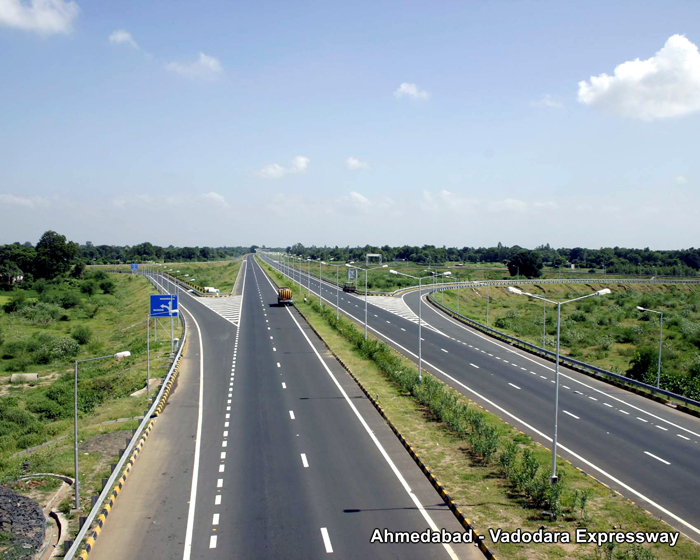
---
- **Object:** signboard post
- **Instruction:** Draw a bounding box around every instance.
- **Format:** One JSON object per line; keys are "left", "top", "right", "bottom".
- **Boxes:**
{"left": 347, "top": 268, "right": 358, "bottom": 281}
{"left": 149, "top": 294, "right": 179, "bottom": 383}
{"left": 131, "top": 263, "right": 139, "bottom": 273}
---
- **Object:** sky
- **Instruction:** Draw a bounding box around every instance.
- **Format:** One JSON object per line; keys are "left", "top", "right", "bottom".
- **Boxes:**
{"left": 1, "top": 0, "right": 699, "bottom": 250}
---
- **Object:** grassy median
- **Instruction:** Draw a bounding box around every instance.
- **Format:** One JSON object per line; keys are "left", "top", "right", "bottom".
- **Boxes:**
{"left": 258, "top": 256, "right": 699, "bottom": 560}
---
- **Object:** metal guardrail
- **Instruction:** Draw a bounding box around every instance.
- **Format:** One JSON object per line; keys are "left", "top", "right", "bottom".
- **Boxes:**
{"left": 64, "top": 273, "right": 187, "bottom": 560}
{"left": 426, "top": 294, "right": 700, "bottom": 410}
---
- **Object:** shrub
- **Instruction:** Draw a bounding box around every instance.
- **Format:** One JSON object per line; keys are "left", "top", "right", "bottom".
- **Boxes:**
{"left": 3, "top": 291, "right": 27, "bottom": 313}
{"left": 72, "top": 325, "right": 92, "bottom": 345}
{"left": 99, "top": 279, "right": 116, "bottom": 294}
{"left": 627, "top": 347, "right": 657, "bottom": 382}
{"left": 2, "top": 340, "right": 26, "bottom": 360}
{"left": 0, "top": 327, "right": 4, "bottom": 347}
{"left": 80, "top": 280, "right": 98, "bottom": 295}
{"left": 60, "top": 291, "right": 81, "bottom": 309}
{"left": 16, "top": 302, "right": 63, "bottom": 326}
{"left": 50, "top": 337, "right": 79, "bottom": 360}
{"left": 498, "top": 441, "right": 518, "bottom": 478}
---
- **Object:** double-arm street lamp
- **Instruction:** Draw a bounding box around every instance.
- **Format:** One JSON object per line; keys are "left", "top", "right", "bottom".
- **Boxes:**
{"left": 507, "top": 286, "right": 611, "bottom": 484}
{"left": 390, "top": 269, "right": 426, "bottom": 386}
{"left": 346, "top": 263, "right": 388, "bottom": 340}
{"left": 636, "top": 306, "right": 664, "bottom": 388}
{"left": 74, "top": 351, "right": 131, "bottom": 510}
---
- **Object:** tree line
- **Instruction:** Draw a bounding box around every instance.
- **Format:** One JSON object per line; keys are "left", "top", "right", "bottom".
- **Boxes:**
{"left": 279, "top": 242, "right": 700, "bottom": 278}
{"left": 0, "top": 231, "right": 252, "bottom": 285}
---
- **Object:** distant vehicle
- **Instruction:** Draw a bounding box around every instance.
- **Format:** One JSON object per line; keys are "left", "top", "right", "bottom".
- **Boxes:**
{"left": 342, "top": 283, "right": 357, "bottom": 293}
{"left": 278, "top": 287, "right": 293, "bottom": 305}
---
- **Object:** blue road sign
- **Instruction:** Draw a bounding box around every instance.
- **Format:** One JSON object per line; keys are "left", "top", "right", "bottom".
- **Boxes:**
{"left": 131, "top": 263, "right": 139, "bottom": 271}
{"left": 150, "top": 295, "right": 178, "bottom": 317}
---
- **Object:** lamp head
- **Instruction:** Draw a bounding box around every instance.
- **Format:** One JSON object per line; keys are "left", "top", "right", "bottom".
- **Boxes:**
{"left": 114, "top": 351, "right": 131, "bottom": 359}
{"left": 596, "top": 288, "right": 612, "bottom": 296}
{"left": 636, "top": 306, "right": 646, "bottom": 311}
{"left": 507, "top": 287, "right": 523, "bottom": 295}
{"left": 390, "top": 270, "right": 398, "bottom": 274}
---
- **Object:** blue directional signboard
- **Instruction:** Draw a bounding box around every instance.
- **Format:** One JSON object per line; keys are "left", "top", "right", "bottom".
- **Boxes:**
{"left": 131, "top": 264, "right": 139, "bottom": 272}
{"left": 150, "top": 295, "right": 178, "bottom": 317}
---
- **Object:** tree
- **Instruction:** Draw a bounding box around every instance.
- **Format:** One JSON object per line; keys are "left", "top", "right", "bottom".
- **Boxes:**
{"left": 507, "top": 250, "right": 543, "bottom": 278}
{"left": 34, "top": 231, "right": 78, "bottom": 280}
{"left": 627, "top": 347, "right": 657, "bottom": 382}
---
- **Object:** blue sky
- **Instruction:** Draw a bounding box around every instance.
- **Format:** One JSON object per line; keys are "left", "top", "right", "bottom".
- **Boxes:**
{"left": 1, "top": 0, "right": 699, "bottom": 249}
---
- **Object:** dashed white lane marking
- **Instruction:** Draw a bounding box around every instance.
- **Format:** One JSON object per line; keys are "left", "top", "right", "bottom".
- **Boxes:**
{"left": 588, "top": 397, "right": 598, "bottom": 401}
{"left": 321, "top": 528, "right": 333, "bottom": 553}
{"left": 441, "top": 348, "right": 448, "bottom": 353}
{"left": 540, "top": 376, "right": 547, "bottom": 380}
{"left": 219, "top": 465, "right": 225, "bottom": 473}
{"left": 209, "top": 536, "right": 217, "bottom": 549}
{"left": 604, "top": 403, "right": 613, "bottom": 408}
{"left": 215, "top": 495, "right": 221, "bottom": 505}
{"left": 656, "top": 425, "right": 668, "bottom": 431}
{"left": 217, "top": 478, "right": 223, "bottom": 488}
{"left": 222, "top": 441, "right": 228, "bottom": 447}
{"left": 620, "top": 410, "right": 630, "bottom": 415}
{"left": 637, "top": 417, "right": 648, "bottom": 423}
{"left": 563, "top": 410, "right": 580, "bottom": 420}
{"left": 677, "top": 434, "right": 690, "bottom": 440}
{"left": 220, "top": 452, "right": 226, "bottom": 459}
{"left": 644, "top": 451, "right": 670, "bottom": 465}
{"left": 508, "top": 383, "right": 521, "bottom": 390}
{"left": 520, "top": 367, "right": 527, "bottom": 370}
{"left": 301, "top": 453, "right": 309, "bottom": 468}
{"left": 470, "top": 363, "right": 479, "bottom": 369}
{"left": 213, "top": 513, "right": 220, "bottom": 525}
{"left": 401, "top": 328, "right": 406, "bottom": 331}
{"left": 562, "top": 385, "right": 571, "bottom": 389}
{"left": 282, "top": 382, "right": 287, "bottom": 389}
{"left": 289, "top": 411, "right": 295, "bottom": 420}
{"left": 503, "top": 360, "right": 509, "bottom": 363}
{"left": 277, "top": 362, "right": 281, "bottom": 367}
{"left": 273, "top": 347, "right": 276, "bottom": 351}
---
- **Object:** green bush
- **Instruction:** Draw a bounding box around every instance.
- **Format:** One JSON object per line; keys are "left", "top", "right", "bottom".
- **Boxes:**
{"left": 15, "top": 302, "right": 64, "bottom": 326}
{"left": 3, "top": 291, "right": 27, "bottom": 313}
{"left": 80, "top": 280, "right": 98, "bottom": 295}
{"left": 0, "top": 327, "right": 4, "bottom": 347}
{"left": 60, "top": 290, "right": 81, "bottom": 309}
{"left": 2, "top": 340, "right": 26, "bottom": 360}
{"left": 99, "top": 279, "right": 116, "bottom": 294}
{"left": 72, "top": 325, "right": 92, "bottom": 345}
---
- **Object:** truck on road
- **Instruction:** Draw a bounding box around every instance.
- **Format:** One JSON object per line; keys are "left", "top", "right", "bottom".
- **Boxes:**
{"left": 342, "top": 283, "right": 357, "bottom": 293}
{"left": 278, "top": 287, "right": 293, "bottom": 306}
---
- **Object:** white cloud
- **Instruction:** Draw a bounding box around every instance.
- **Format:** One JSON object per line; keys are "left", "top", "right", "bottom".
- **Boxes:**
{"left": 165, "top": 52, "right": 222, "bottom": 80}
{"left": 676, "top": 175, "right": 688, "bottom": 184}
{"left": 346, "top": 157, "right": 369, "bottom": 170}
{"left": 348, "top": 191, "right": 369, "bottom": 205}
{"left": 255, "top": 156, "right": 309, "bottom": 179}
{"left": 0, "top": 0, "right": 79, "bottom": 35}
{"left": 533, "top": 201, "right": 559, "bottom": 210}
{"left": 0, "top": 194, "right": 49, "bottom": 207}
{"left": 577, "top": 34, "right": 700, "bottom": 120}
{"left": 531, "top": 94, "right": 563, "bottom": 109}
{"left": 200, "top": 191, "right": 228, "bottom": 207}
{"left": 394, "top": 82, "right": 430, "bottom": 100}
{"left": 109, "top": 29, "right": 138, "bottom": 50}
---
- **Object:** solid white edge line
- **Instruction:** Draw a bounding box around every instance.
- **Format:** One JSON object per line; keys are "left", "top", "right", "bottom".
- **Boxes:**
{"left": 255, "top": 257, "right": 459, "bottom": 560}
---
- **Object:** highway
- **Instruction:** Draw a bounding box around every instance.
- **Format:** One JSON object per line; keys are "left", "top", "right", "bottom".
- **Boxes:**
{"left": 261, "top": 253, "right": 700, "bottom": 542}
{"left": 91, "top": 255, "right": 481, "bottom": 559}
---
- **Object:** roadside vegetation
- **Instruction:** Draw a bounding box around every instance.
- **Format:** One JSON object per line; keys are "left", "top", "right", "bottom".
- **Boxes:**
{"left": 0, "top": 267, "right": 181, "bottom": 526}
{"left": 258, "top": 256, "right": 698, "bottom": 559}
{"left": 437, "top": 283, "right": 700, "bottom": 400}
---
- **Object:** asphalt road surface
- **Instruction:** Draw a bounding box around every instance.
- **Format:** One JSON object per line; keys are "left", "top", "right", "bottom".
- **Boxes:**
{"left": 91, "top": 256, "right": 482, "bottom": 560}
{"left": 262, "top": 253, "right": 700, "bottom": 543}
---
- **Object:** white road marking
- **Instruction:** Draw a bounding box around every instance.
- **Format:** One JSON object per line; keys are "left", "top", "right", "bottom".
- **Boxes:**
{"left": 289, "top": 411, "right": 295, "bottom": 420}
{"left": 644, "top": 451, "right": 670, "bottom": 465}
{"left": 222, "top": 441, "right": 227, "bottom": 447}
{"left": 219, "top": 465, "right": 225, "bottom": 473}
{"left": 604, "top": 403, "right": 613, "bottom": 408}
{"left": 277, "top": 362, "right": 281, "bottom": 367}
{"left": 520, "top": 367, "right": 527, "bottom": 370}
{"left": 213, "top": 514, "right": 219, "bottom": 525}
{"left": 677, "top": 434, "right": 690, "bottom": 440}
{"left": 217, "top": 479, "right": 223, "bottom": 488}
{"left": 637, "top": 417, "right": 648, "bottom": 423}
{"left": 282, "top": 382, "right": 287, "bottom": 389}
{"left": 321, "top": 528, "right": 333, "bottom": 553}
{"left": 656, "top": 425, "right": 668, "bottom": 431}
{"left": 273, "top": 347, "right": 277, "bottom": 351}
{"left": 209, "top": 536, "right": 217, "bottom": 549}
{"left": 215, "top": 495, "right": 221, "bottom": 505}
{"left": 588, "top": 397, "right": 598, "bottom": 401}
{"left": 508, "top": 383, "right": 521, "bottom": 390}
{"left": 470, "top": 363, "right": 479, "bottom": 369}
{"left": 620, "top": 410, "right": 630, "bottom": 415}
{"left": 563, "top": 410, "right": 580, "bottom": 420}
{"left": 441, "top": 348, "right": 448, "bottom": 353}
{"left": 540, "top": 376, "right": 547, "bottom": 380}
{"left": 401, "top": 328, "right": 406, "bottom": 331}
{"left": 301, "top": 453, "right": 309, "bottom": 468}
{"left": 562, "top": 385, "right": 571, "bottom": 389}
{"left": 223, "top": 431, "right": 228, "bottom": 437}
{"left": 224, "top": 421, "right": 229, "bottom": 427}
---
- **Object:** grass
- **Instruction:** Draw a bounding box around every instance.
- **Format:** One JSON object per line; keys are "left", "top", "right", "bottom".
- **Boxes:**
{"left": 0, "top": 271, "right": 181, "bottom": 522}
{"left": 436, "top": 283, "right": 700, "bottom": 399}
{"left": 258, "top": 256, "right": 699, "bottom": 560}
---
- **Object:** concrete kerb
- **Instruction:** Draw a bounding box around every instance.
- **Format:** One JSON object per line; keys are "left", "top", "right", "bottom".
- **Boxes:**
{"left": 257, "top": 259, "right": 496, "bottom": 559}
{"left": 73, "top": 344, "right": 186, "bottom": 559}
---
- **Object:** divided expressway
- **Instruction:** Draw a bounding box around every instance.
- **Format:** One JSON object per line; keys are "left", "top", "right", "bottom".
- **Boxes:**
{"left": 90, "top": 255, "right": 481, "bottom": 560}
{"left": 260, "top": 253, "right": 700, "bottom": 543}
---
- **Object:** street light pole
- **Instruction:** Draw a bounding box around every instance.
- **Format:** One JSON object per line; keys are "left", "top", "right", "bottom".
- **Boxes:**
{"left": 508, "top": 286, "right": 611, "bottom": 483}
{"left": 391, "top": 270, "right": 424, "bottom": 386}
{"left": 74, "top": 351, "right": 131, "bottom": 510}
{"left": 637, "top": 306, "right": 664, "bottom": 388}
